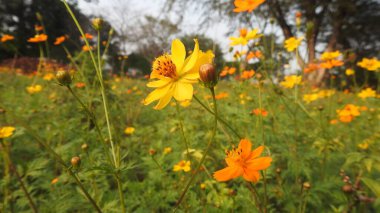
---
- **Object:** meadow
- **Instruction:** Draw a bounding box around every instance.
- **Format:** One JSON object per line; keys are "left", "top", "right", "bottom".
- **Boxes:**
{"left": 1, "top": 0, "right": 380, "bottom": 212}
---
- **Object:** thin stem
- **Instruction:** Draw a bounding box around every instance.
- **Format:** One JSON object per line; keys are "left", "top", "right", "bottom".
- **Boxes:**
{"left": 193, "top": 95, "right": 242, "bottom": 139}
{"left": 175, "top": 102, "right": 191, "bottom": 161}
{"left": 246, "top": 182, "right": 264, "bottom": 213}
{"left": 151, "top": 156, "right": 165, "bottom": 174}
{"left": 174, "top": 88, "right": 218, "bottom": 211}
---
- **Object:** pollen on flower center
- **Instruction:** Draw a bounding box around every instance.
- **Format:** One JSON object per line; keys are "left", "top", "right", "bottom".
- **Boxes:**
{"left": 152, "top": 54, "right": 177, "bottom": 78}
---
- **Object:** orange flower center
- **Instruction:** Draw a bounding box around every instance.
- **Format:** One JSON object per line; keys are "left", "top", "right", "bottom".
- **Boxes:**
{"left": 152, "top": 54, "right": 177, "bottom": 78}
{"left": 239, "top": 28, "right": 248, "bottom": 37}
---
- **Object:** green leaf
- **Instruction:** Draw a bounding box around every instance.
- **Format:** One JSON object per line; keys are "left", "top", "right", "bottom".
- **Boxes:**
{"left": 362, "top": 178, "right": 380, "bottom": 198}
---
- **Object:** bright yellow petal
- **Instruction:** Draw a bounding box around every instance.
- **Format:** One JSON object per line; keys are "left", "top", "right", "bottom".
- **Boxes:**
{"left": 171, "top": 39, "right": 186, "bottom": 72}
{"left": 147, "top": 78, "right": 171, "bottom": 88}
{"left": 144, "top": 83, "right": 172, "bottom": 105}
{"left": 154, "top": 87, "right": 174, "bottom": 110}
{"left": 173, "top": 82, "right": 193, "bottom": 101}
{"left": 182, "top": 39, "right": 199, "bottom": 74}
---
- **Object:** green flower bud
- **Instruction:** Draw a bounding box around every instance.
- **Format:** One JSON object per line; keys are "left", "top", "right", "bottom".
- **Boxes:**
{"left": 56, "top": 70, "right": 72, "bottom": 86}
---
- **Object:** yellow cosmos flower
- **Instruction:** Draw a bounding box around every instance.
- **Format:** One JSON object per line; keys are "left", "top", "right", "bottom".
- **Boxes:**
{"left": 284, "top": 37, "right": 303, "bottom": 52}
{"left": 173, "top": 160, "right": 191, "bottom": 172}
{"left": 124, "top": 127, "right": 135, "bottom": 135}
{"left": 26, "top": 85, "right": 42, "bottom": 94}
{"left": 280, "top": 75, "right": 302, "bottom": 88}
{"left": 358, "top": 88, "right": 376, "bottom": 99}
{"left": 163, "top": 147, "right": 172, "bottom": 155}
{"left": 357, "top": 57, "right": 380, "bottom": 71}
{"left": 345, "top": 69, "right": 355, "bottom": 76}
{"left": 229, "top": 28, "right": 262, "bottom": 46}
{"left": 144, "top": 39, "right": 213, "bottom": 110}
{"left": 303, "top": 94, "right": 319, "bottom": 104}
{"left": 0, "top": 126, "right": 16, "bottom": 139}
{"left": 43, "top": 73, "right": 55, "bottom": 81}
{"left": 320, "top": 51, "right": 341, "bottom": 61}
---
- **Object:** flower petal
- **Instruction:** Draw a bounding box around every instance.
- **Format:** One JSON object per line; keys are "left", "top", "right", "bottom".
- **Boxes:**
{"left": 238, "top": 139, "right": 252, "bottom": 158}
{"left": 245, "top": 157, "right": 272, "bottom": 171}
{"left": 243, "top": 170, "right": 260, "bottom": 182}
{"left": 171, "top": 39, "right": 186, "bottom": 72}
{"left": 144, "top": 83, "right": 172, "bottom": 105}
{"left": 214, "top": 166, "right": 243, "bottom": 182}
{"left": 182, "top": 39, "right": 199, "bottom": 74}
{"left": 173, "top": 82, "right": 193, "bottom": 101}
{"left": 154, "top": 88, "right": 174, "bottom": 110}
{"left": 250, "top": 145, "right": 265, "bottom": 159}
{"left": 147, "top": 78, "right": 171, "bottom": 88}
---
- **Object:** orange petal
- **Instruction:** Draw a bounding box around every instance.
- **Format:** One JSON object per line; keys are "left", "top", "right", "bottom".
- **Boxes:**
{"left": 238, "top": 139, "right": 252, "bottom": 158}
{"left": 213, "top": 166, "right": 243, "bottom": 182}
{"left": 243, "top": 170, "right": 260, "bottom": 182}
{"left": 245, "top": 157, "right": 272, "bottom": 171}
{"left": 249, "top": 145, "right": 265, "bottom": 159}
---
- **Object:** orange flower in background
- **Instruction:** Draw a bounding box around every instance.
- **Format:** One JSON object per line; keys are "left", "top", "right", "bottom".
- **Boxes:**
{"left": 320, "top": 59, "right": 343, "bottom": 69}
{"left": 215, "top": 92, "right": 229, "bottom": 100}
{"left": 220, "top": 66, "right": 236, "bottom": 77}
{"left": 330, "top": 119, "right": 338, "bottom": 125}
{"left": 241, "top": 70, "right": 255, "bottom": 80}
{"left": 1, "top": 34, "right": 14, "bottom": 42}
{"left": 34, "top": 25, "right": 43, "bottom": 31}
{"left": 80, "top": 33, "right": 93, "bottom": 40}
{"left": 233, "top": 0, "right": 265, "bottom": 13}
{"left": 358, "top": 88, "right": 376, "bottom": 99}
{"left": 28, "top": 34, "right": 48, "bottom": 43}
{"left": 303, "top": 63, "right": 320, "bottom": 74}
{"left": 320, "top": 51, "right": 341, "bottom": 61}
{"left": 246, "top": 50, "right": 262, "bottom": 61}
{"left": 337, "top": 104, "right": 360, "bottom": 123}
{"left": 214, "top": 139, "right": 272, "bottom": 182}
{"left": 82, "top": 45, "right": 93, "bottom": 52}
{"left": 228, "top": 67, "right": 236, "bottom": 75}
{"left": 75, "top": 82, "right": 86, "bottom": 88}
{"left": 252, "top": 108, "right": 268, "bottom": 117}
{"left": 54, "top": 36, "right": 66, "bottom": 45}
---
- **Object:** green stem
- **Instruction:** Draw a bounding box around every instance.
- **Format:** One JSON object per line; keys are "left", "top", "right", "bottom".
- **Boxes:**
{"left": 247, "top": 182, "right": 264, "bottom": 213}
{"left": 174, "top": 88, "right": 218, "bottom": 211}
{"left": 175, "top": 102, "right": 191, "bottom": 161}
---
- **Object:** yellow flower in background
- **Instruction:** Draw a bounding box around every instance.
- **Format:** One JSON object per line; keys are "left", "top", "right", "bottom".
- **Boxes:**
{"left": 357, "top": 142, "right": 369, "bottom": 150}
{"left": 320, "top": 51, "right": 341, "bottom": 61}
{"left": 200, "top": 183, "right": 206, "bottom": 190}
{"left": 284, "top": 37, "right": 303, "bottom": 52}
{"left": 163, "top": 147, "right": 172, "bottom": 154}
{"left": 357, "top": 57, "right": 380, "bottom": 71}
{"left": 26, "top": 85, "right": 42, "bottom": 94}
{"left": 179, "top": 100, "right": 191, "bottom": 107}
{"left": 124, "top": 127, "right": 135, "bottom": 135}
{"left": 0, "top": 126, "right": 16, "bottom": 139}
{"left": 345, "top": 69, "right": 355, "bottom": 76}
{"left": 144, "top": 39, "right": 213, "bottom": 110}
{"left": 230, "top": 28, "right": 262, "bottom": 46}
{"left": 303, "top": 94, "right": 319, "bottom": 104}
{"left": 358, "top": 88, "right": 376, "bottom": 99}
{"left": 173, "top": 160, "right": 191, "bottom": 172}
{"left": 280, "top": 75, "right": 302, "bottom": 88}
{"left": 43, "top": 73, "right": 55, "bottom": 81}
{"left": 233, "top": 0, "right": 265, "bottom": 13}
{"left": 317, "top": 89, "right": 335, "bottom": 98}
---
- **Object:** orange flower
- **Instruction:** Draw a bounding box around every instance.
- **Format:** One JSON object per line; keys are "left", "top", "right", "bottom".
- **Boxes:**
{"left": 320, "top": 59, "right": 344, "bottom": 69}
{"left": 215, "top": 92, "right": 229, "bottom": 100}
{"left": 233, "top": 0, "right": 265, "bottom": 13}
{"left": 82, "top": 45, "right": 93, "bottom": 52}
{"left": 228, "top": 67, "right": 236, "bottom": 75}
{"left": 81, "top": 33, "right": 93, "bottom": 40}
{"left": 337, "top": 104, "right": 360, "bottom": 123}
{"left": 330, "top": 119, "right": 338, "bottom": 125}
{"left": 303, "top": 63, "right": 320, "bottom": 73}
{"left": 75, "top": 82, "right": 86, "bottom": 88}
{"left": 54, "top": 36, "right": 66, "bottom": 45}
{"left": 28, "top": 34, "right": 48, "bottom": 43}
{"left": 246, "top": 50, "right": 262, "bottom": 61}
{"left": 1, "top": 34, "right": 14, "bottom": 42}
{"left": 214, "top": 139, "right": 272, "bottom": 182}
{"left": 241, "top": 70, "right": 255, "bottom": 80}
{"left": 34, "top": 25, "right": 43, "bottom": 31}
{"left": 251, "top": 108, "right": 268, "bottom": 117}
{"left": 220, "top": 70, "right": 228, "bottom": 77}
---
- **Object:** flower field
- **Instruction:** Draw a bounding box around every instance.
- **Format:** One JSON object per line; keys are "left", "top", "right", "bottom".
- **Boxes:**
{"left": 0, "top": 0, "right": 380, "bottom": 212}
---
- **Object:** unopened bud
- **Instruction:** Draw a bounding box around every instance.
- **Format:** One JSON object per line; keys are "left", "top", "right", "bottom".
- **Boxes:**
{"left": 92, "top": 18, "right": 103, "bottom": 31}
{"left": 317, "top": 105, "right": 324, "bottom": 111}
{"left": 149, "top": 149, "right": 156, "bottom": 156}
{"left": 71, "top": 156, "right": 81, "bottom": 168}
{"left": 342, "top": 184, "right": 353, "bottom": 193}
{"left": 0, "top": 108, "right": 6, "bottom": 114}
{"left": 56, "top": 70, "right": 72, "bottom": 86}
{"left": 276, "top": 168, "right": 281, "bottom": 174}
{"left": 303, "top": 182, "right": 311, "bottom": 190}
{"left": 36, "top": 12, "right": 43, "bottom": 21}
{"left": 199, "top": 63, "right": 217, "bottom": 88}
{"left": 81, "top": 143, "right": 89, "bottom": 151}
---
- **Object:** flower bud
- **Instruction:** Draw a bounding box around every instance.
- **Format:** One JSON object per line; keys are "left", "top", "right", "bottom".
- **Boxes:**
{"left": 303, "top": 182, "right": 311, "bottom": 190}
{"left": 56, "top": 70, "right": 72, "bottom": 86}
{"left": 0, "top": 108, "right": 6, "bottom": 114}
{"left": 149, "top": 149, "right": 156, "bottom": 156}
{"left": 36, "top": 12, "right": 43, "bottom": 21}
{"left": 92, "top": 18, "right": 103, "bottom": 31}
{"left": 71, "top": 156, "right": 81, "bottom": 169}
{"left": 81, "top": 143, "right": 89, "bottom": 151}
{"left": 342, "top": 184, "right": 353, "bottom": 193}
{"left": 199, "top": 63, "right": 217, "bottom": 88}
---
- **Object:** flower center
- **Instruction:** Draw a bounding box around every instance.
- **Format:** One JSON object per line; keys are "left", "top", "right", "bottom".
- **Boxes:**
{"left": 240, "top": 28, "right": 247, "bottom": 37}
{"left": 152, "top": 54, "right": 177, "bottom": 78}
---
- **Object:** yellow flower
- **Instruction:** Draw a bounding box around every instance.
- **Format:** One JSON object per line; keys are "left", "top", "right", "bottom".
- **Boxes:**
{"left": 357, "top": 57, "right": 380, "bottom": 71}
{"left": 320, "top": 51, "right": 341, "bottom": 61}
{"left": 317, "top": 90, "right": 335, "bottom": 98}
{"left": 284, "top": 37, "right": 303, "bottom": 52}
{"left": 144, "top": 39, "right": 213, "bottom": 110}
{"left": 43, "top": 73, "right": 55, "bottom": 81}
{"left": 0, "top": 126, "right": 16, "bottom": 139}
{"left": 280, "top": 75, "right": 302, "bottom": 88}
{"left": 345, "top": 69, "right": 355, "bottom": 76}
{"left": 357, "top": 142, "right": 369, "bottom": 150}
{"left": 124, "top": 127, "right": 135, "bottom": 135}
{"left": 358, "top": 88, "right": 376, "bottom": 99}
{"left": 179, "top": 100, "right": 191, "bottom": 107}
{"left": 200, "top": 183, "right": 206, "bottom": 190}
{"left": 229, "top": 28, "right": 262, "bottom": 46}
{"left": 173, "top": 160, "right": 191, "bottom": 172}
{"left": 303, "top": 94, "right": 319, "bottom": 104}
{"left": 163, "top": 147, "right": 172, "bottom": 154}
{"left": 26, "top": 85, "right": 42, "bottom": 94}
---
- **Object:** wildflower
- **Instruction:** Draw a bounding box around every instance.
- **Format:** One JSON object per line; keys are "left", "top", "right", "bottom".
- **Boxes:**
{"left": 92, "top": 18, "right": 103, "bottom": 30}
{"left": 173, "top": 160, "right": 191, "bottom": 172}
{"left": 26, "top": 85, "right": 42, "bottom": 94}
{"left": 284, "top": 37, "right": 303, "bottom": 52}
{"left": 80, "top": 33, "right": 93, "bottom": 40}
{"left": 0, "top": 126, "right": 16, "bottom": 139}
{"left": 199, "top": 63, "right": 217, "bottom": 88}
{"left": 295, "top": 11, "right": 302, "bottom": 26}
{"left": 359, "top": 106, "right": 368, "bottom": 111}
{"left": 1, "top": 34, "right": 14, "bottom": 43}
{"left": 233, "top": 0, "right": 265, "bottom": 13}
{"left": 320, "top": 51, "right": 341, "bottom": 61}
{"left": 71, "top": 156, "right": 81, "bottom": 169}
{"left": 54, "top": 36, "right": 66, "bottom": 45}
{"left": 200, "top": 183, "right": 206, "bottom": 190}
{"left": 43, "top": 73, "right": 55, "bottom": 81}
{"left": 357, "top": 142, "right": 369, "bottom": 150}
{"left": 51, "top": 177, "right": 59, "bottom": 185}
{"left": 246, "top": 50, "right": 262, "bottom": 61}
{"left": 344, "top": 69, "right": 354, "bottom": 76}
{"left": 358, "top": 88, "right": 376, "bottom": 99}
{"left": 317, "top": 90, "right": 335, "bottom": 98}
{"left": 303, "top": 94, "right": 319, "bottom": 104}
{"left": 230, "top": 28, "right": 262, "bottom": 46}
{"left": 241, "top": 70, "right": 255, "bottom": 80}
{"left": 280, "top": 75, "right": 302, "bottom": 88}
{"left": 303, "top": 63, "right": 319, "bottom": 74}
{"left": 75, "top": 82, "right": 86, "bottom": 88}
{"left": 337, "top": 104, "right": 360, "bottom": 123}
{"left": 149, "top": 149, "right": 156, "bottom": 156}
{"left": 27, "top": 34, "right": 48, "bottom": 43}
{"left": 214, "top": 139, "right": 272, "bottom": 182}
{"left": 320, "top": 59, "right": 343, "bottom": 69}
{"left": 34, "top": 25, "right": 43, "bottom": 31}
{"left": 82, "top": 45, "right": 93, "bottom": 52}
{"left": 56, "top": 70, "right": 72, "bottom": 86}
{"left": 357, "top": 57, "right": 380, "bottom": 71}
{"left": 124, "top": 127, "right": 135, "bottom": 135}
{"left": 163, "top": 147, "right": 172, "bottom": 155}
{"left": 179, "top": 100, "right": 191, "bottom": 107}
{"left": 251, "top": 108, "right": 268, "bottom": 117}
{"left": 330, "top": 119, "right": 338, "bottom": 125}
{"left": 144, "top": 39, "right": 213, "bottom": 110}
{"left": 215, "top": 92, "right": 229, "bottom": 100}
